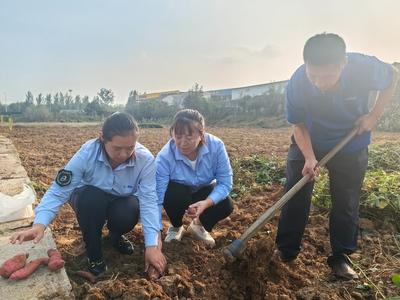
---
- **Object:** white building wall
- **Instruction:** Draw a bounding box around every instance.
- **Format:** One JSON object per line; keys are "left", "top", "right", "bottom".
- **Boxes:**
{"left": 231, "top": 81, "right": 287, "bottom": 100}
{"left": 158, "top": 81, "right": 288, "bottom": 106}
{"left": 160, "top": 93, "right": 187, "bottom": 107}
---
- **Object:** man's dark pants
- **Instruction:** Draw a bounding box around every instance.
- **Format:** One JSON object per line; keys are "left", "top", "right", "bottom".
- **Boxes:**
{"left": 276, "top": 143, "right": 368, "bottom": 265}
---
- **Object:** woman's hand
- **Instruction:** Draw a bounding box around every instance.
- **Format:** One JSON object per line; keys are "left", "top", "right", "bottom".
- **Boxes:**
{"left": 10, "top": 224, "right": 46, "bottom": 244}
{"left": 144, "top": 246, "right": 167, "bottom": 275}
{"left": 185, "top": 198, "right": 214, "bottom": 218}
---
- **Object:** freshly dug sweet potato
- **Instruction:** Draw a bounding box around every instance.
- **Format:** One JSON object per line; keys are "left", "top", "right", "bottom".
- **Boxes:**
{"left": 9, "top": 257, "right": 48, "bottom": 280}
{"left": 146, "top": 265, "right": 162, "bottom": 281}
{"left": 47, "top": 249, "right": 65, "bottom": 271}
{"left": 76, "top": 270, "right": 97, "bottom": 283}
{"left": 0, "top": 253, "right": 29, "bottom": 278}
{"left": 187, "top": 207, "right": 197, "bottom": 215}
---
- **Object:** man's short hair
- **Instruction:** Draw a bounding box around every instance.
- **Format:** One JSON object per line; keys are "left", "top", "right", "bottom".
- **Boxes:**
{"left": 303, "top": 33, "right": 346, "bottom": 65}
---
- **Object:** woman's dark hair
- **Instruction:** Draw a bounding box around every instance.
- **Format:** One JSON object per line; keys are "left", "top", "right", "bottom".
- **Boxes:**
{"left": 170, "top": 109, "right": 205, "bottom": 144}
{"left": 303, "top": 33, "right": 346, "bottom": 65}
{"left": 102, "top": 112, "right": 139, "bottom": 142}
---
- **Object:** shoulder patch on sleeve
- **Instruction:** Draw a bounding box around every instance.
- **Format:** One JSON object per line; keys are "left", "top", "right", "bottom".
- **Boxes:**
{"left": 55, "top": 169, "right": 72, "bottom": 186}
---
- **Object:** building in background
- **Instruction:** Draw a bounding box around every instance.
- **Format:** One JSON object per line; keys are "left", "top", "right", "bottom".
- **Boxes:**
{"left": 137, "top": 90, "right": 180, "bottom": 102}
{"left": 205, "top": 80, "right": 288, "bottom": 101}
{"left": 161, "top": 92, "right": 188, "bottom": 106}
{"left": 135, "top": 80, "right": 288, "bottom": 107}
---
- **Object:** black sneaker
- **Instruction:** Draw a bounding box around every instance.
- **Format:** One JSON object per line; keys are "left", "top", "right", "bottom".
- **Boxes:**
{"left": 109, "top": 233, "right": 134, "bottom": 255}
{"left": 88, "top": 259, "right": 107, "bottom": 276}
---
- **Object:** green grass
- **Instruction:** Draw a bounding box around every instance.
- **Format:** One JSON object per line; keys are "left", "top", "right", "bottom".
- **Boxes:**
{"left": 229, "top": 142, "right": 400, "bottom": 230}
{"left": 230, "top": 155, "right": 285, "bottom": 198}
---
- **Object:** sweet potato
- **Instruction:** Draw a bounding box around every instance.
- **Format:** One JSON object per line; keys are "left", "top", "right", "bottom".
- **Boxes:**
{"left": 76, "top": 270, "right": 97, "bottom": 283}
{"left": 9, "top": 257, "right": 48, "bottom": 280}
{"left": 187, "top": 207, "right": 197, "bottom": 215}
{"left": 0, "top": 253, "right": 29, "bottom": 278}
{"left": 47, "top": 248, "right": 65, "bottom": 271}
{"left": 146, "top": 265, "right": 161, "bottom": 281}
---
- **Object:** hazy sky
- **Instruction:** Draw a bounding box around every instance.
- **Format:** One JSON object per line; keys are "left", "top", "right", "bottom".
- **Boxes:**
{"left": 1, "top": 0, "right": 399, "bottom": 104}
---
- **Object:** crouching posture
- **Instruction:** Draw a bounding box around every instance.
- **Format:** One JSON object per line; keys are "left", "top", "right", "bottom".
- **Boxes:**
{"left": 11, "top": 112, "right": 166, "bottom": 276}
{"left": 156, "top": 109, "right": 234, "bottom": 247}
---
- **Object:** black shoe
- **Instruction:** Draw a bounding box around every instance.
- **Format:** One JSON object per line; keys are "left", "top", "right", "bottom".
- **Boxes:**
{"left": 330, "top": 261, "right": 359, "bottom": 280}
{"left": 272, "top": 249, "right": 297, "bottom": 262}
{"left": 88, "top": 259, "right": 107, "bottom": 276}
{"left": 328, "top": 255, "right": 359, "bottom": 280}
{"left": 109, "top": 233, "right": 134, "bottom": 255}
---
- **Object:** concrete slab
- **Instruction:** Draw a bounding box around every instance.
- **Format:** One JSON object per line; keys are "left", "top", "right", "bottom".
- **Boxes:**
{"left": 0, "top": 136, "right": 29, "bottom": 196}
{"left": 0, "top": 135, "right": 74, "bottom": 299}
{"left": 0, "top": 230, "right": 74, "bottom": 299}
{"left": 0, "top": 216, "right": 34, "bottom": 234}
{"left": 0, "top": 135, "right": 34, "bottom": 226}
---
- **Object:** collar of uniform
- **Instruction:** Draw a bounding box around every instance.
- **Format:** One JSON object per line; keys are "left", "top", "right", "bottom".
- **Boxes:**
{"left": 114, "top": 156, "right": 135, "bottom": 170}
{"left": 96, "top": 142, "right": 111, "bottom": 166}
{"left": 125, "top": 154, "right": 136, "bottom": 167}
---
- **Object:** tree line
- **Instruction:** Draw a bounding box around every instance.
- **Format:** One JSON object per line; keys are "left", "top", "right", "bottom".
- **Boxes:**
{"left": 0, "top": 88, "right": 120, "bottom": 122}
{"left": 1, "top": 83, "right": 399, "bottom": 131}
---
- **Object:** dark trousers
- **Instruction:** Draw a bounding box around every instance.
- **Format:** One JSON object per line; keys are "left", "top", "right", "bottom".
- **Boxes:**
{"left": 276, "top": 144, "right": 368, "bottom": 264}
{"left": 163, "top": 181, "right": 234, "bottom": 232}
{"left": 69, "top": 185, "right": 139, "bottom": 261}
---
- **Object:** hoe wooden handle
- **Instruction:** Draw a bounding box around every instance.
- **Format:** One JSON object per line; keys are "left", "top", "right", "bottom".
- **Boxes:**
{"left": 223, "top": 127, "right": 359, "bottom": 261}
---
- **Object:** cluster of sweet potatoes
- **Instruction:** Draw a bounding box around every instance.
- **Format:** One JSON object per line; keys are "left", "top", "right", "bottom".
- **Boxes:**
{"left": 0, "top": 249, "right": 65, "bottom": 280}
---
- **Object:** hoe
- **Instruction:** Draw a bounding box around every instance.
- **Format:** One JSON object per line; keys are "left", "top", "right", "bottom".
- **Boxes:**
{"left": 223, "top": 126, "right": 359, "bottom": 261}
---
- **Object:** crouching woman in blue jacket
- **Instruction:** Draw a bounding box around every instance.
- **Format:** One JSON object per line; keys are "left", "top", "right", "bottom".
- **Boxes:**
{"left": 11, "top": 112, "right": 166, "bottom": 276}
{"left": 156, "top": 109, "right": 234, "bottom": 247}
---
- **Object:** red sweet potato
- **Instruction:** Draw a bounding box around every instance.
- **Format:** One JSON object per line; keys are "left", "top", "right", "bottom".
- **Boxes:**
{"left": 187, "top": 207, "right": 197, "bottom": 215}
{"left": 47, "top": 248, "right": 65, "bottom": 271}
{"left": 0, "top": 253, "right": 29, "bottom": 278}
{"left": 9, "top": 257, "right": 48, "bottom": 280}
{"left": 76, "top": 270, "right": 97, "bottom": 283}
{"left": 146, "top": 265, "right": 161, "bottom": 281}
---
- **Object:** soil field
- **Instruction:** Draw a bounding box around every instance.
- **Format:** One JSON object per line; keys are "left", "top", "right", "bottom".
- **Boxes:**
{"left": 1, "top": 124, "right": 399, "bottom": 299}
